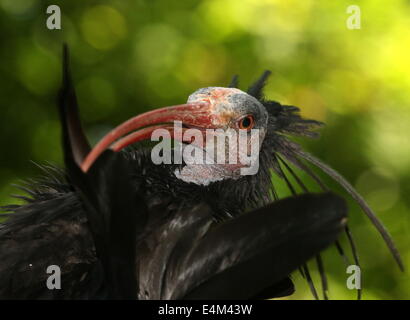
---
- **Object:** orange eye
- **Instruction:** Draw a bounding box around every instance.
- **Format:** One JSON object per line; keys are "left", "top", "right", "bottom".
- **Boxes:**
{"left": 238, "top": 115, "right": 255, "bottom": 130}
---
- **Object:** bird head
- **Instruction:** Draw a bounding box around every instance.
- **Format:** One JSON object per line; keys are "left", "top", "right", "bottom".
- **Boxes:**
{"left": 81, "top": 84, "right": 272, "bottom": 182}
{"left": 186, "top": 86, "right": 268, "bottom": 132}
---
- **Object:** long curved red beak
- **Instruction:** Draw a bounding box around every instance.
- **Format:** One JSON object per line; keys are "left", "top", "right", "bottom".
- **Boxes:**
{"left": 81, "top": 102, "right": 212, "bottom": 172}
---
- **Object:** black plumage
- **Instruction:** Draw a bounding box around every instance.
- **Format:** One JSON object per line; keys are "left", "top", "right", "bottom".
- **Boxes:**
{"left": 0, "top": 45, "right": 402, "bottom": 300}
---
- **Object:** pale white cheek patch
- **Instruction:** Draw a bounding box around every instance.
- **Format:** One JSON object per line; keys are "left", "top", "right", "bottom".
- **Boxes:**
{"left": 174, "top": 164, "right": 241, "bottom": 186}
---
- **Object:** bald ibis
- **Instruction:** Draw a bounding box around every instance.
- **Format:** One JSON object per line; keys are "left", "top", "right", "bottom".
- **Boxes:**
{"left": 0, "top": 46, "right": 403, "bottom": 300}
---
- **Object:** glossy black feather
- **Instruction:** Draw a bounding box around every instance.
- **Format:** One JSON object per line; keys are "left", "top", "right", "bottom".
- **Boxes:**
{"left": 59, "top": 46, "right": 150, "bottom": 299}
{"left": 59, "top": 44, "right": 90, "bottom": 166}
{"left": 136, "top": 192, "right": 346, "bottom": 299}
{"left": 174, "top": 193, "right": 346, "bottom": 299}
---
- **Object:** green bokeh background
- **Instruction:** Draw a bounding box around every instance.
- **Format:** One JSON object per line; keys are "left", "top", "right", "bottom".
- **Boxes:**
{"left": 0, "top": 0, "right": 409, "bottom": 299}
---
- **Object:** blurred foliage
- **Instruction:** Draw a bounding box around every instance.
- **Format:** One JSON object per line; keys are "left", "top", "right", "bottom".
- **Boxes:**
{"left": 0, "top": 0, "right": 409, "bottom": 299}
